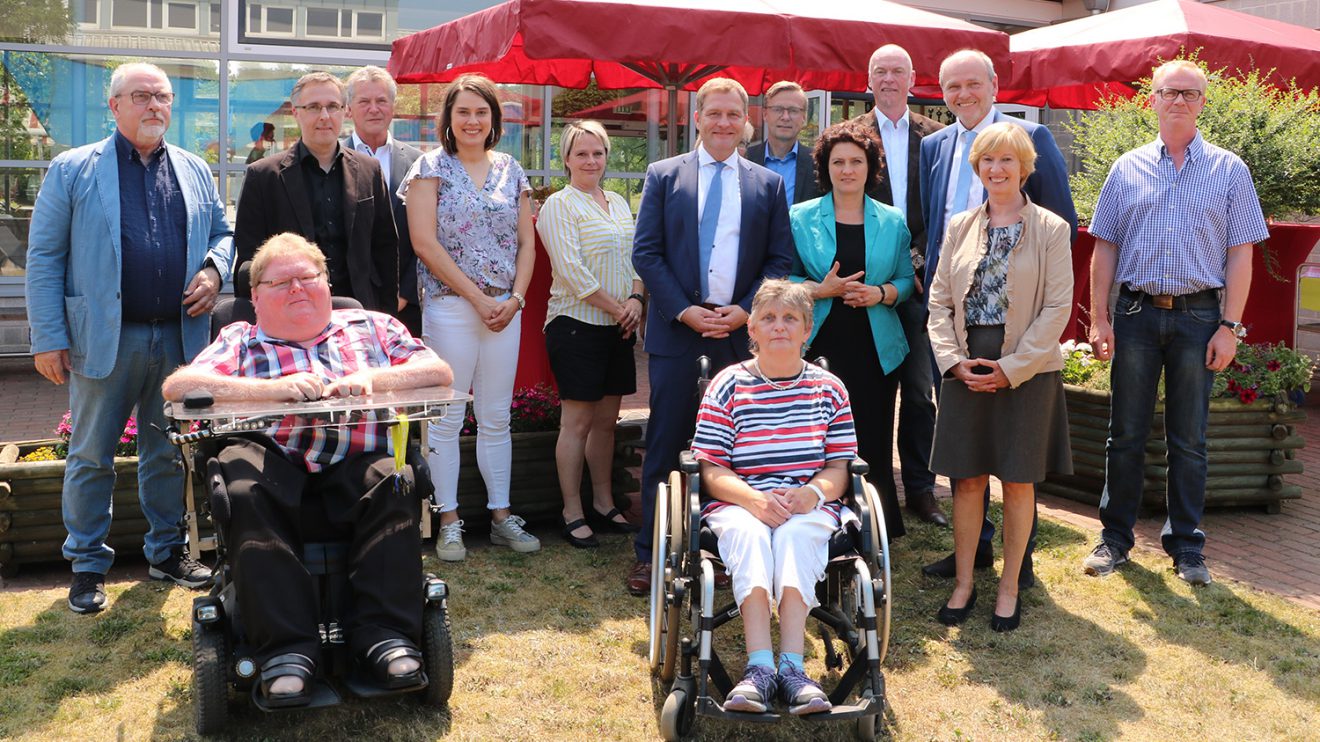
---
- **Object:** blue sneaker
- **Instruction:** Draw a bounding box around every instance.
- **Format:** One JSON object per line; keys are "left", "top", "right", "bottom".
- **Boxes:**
{"left": 723, "top": 664, "right": 777, "bottom": 713}
{"left": 778, "top": 665, "right": 832, "bottom": 715}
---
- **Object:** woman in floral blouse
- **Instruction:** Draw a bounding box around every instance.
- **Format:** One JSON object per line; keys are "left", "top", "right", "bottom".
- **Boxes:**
{"left": 400, "top": 73, "right": 539, "bottom": 561}
{"left": 927, "top": 122, "right": 1073, "bottom": 632}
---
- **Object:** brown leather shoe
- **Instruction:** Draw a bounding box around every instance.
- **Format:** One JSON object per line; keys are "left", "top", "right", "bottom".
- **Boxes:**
{"left": 906, "top": 491, "right": 949, "bottom": 527}
{"left": 626, "top": 560, "right": 652, "bottom": 596}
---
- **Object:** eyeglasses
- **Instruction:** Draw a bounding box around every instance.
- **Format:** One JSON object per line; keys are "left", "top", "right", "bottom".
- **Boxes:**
{"left": 1155, "top": 88, "right": 1204, "bottom": 102}
{"left": 295, "top": 103, "right": 345, "bottom": 116}
{"left": 767, "top": 105, "right": 805, "bottom": 117}
{"left": 257, "top": 271, "right": 326, "bottom": 292}
{"left": 119, "top": 91, "right": 174, "bottom": 106}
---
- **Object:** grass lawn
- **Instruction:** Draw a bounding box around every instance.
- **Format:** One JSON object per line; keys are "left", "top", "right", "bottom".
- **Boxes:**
{"left": 1, "top": 510, "right": 1318, "bottom": 741}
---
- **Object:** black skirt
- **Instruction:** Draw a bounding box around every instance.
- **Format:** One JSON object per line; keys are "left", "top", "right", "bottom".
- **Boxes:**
{"left": 929, "top": 325, "right": 1072, "bottom": 482}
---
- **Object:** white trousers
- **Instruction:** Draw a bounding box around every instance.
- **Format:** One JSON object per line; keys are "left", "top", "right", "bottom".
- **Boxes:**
{"left": 423, "top": 294, "right": 522, "bottom": 512}
{"left": 705, "top": 504, "right": 854, "bottom": 611}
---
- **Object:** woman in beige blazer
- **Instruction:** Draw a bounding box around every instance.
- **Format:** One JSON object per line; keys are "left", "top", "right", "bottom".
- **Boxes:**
{"left": 927, "top": 122, "right": 1073, "bottom": 632}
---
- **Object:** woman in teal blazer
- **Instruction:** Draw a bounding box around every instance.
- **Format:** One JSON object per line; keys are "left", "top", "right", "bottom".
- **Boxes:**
{"left": 790, "top": 121, "right": 914, "bottom": 537}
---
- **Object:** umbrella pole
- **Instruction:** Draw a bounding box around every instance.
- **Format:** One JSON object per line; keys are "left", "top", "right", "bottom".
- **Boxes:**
{"left": 667, "top": 86, "right": 678, "bottom": 158}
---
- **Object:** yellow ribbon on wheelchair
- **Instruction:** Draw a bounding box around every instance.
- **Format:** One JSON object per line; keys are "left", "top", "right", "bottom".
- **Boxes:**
{"left": 392, "top": 412, "right": 409, "bottom": 472}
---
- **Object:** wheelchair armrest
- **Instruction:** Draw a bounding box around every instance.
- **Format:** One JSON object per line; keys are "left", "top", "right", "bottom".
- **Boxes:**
{"left": 849, "top": 467, "right": 876, "bottom": 562}
{"left": 849, "top": 456, "right": 870, "bottom": 476}
{"left": 687, "top": 463, "right": 703, "bottom": 561}
{"left": 679, "top": 450, "right": 700, "bottom": 475}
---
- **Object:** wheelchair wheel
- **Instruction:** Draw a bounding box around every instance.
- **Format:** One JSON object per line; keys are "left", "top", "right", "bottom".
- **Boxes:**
{"left": 191, "top": 620, "right": 229, "bottom": 736}
{"left": 862, "top": 482, "right": 893, "bottom": 664}
{"left": 648, "top": 480, "right": 671, "bottom": 674}
{"left": 421, "top": 601, "right": 455, "bottom": 708}
{"left": 659, "top": 686, "right": 695, "bottom": 742}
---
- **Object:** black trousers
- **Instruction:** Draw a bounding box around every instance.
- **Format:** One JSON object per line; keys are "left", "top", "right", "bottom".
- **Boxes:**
{"left": 216, "top": 438, "right": 422, "bottom": 665}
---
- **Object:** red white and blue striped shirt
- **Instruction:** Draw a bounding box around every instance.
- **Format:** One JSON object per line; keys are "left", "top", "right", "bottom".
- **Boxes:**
{"left": 691, "top": 361, "right": 857, "bottom": 522}
{"left": 189, "top": 308, "right": 437, "bottom": 471}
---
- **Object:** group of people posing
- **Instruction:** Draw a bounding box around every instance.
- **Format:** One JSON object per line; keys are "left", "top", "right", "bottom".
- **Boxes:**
{"left": 26, "top": 38, "right": 1266, "bottom": 715}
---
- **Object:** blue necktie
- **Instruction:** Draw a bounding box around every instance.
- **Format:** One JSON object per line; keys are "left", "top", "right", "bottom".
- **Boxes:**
{"left": 698, "top": 161, "right": 725, "bottom": 300}
{"left": 952, "top": 129, "right": 977, "bottom": 215}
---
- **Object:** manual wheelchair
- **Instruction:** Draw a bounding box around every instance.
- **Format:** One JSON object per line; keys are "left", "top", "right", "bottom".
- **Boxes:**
{"left": 163, "top": 291, "right": 463, "bottom": 735}
{"left": 647, "top": 362, "right": 893, "bottom": 741}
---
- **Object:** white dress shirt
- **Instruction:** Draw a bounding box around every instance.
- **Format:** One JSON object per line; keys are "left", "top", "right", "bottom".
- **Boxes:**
{"left": 874, "top": 108, "right": 910, "bottom": 218}
{"left": 697, "top": 143, "right": 743, "bottom": 306}
{"left": 350, "top": 130, "right": 393, "bottom": 185}
{"left": 942, "top": 113, "right": 995, "bottom": 225}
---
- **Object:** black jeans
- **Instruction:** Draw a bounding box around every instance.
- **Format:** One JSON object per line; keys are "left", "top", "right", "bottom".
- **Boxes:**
{"left": 894, "top": 297, "right": 937, "bottom": 499}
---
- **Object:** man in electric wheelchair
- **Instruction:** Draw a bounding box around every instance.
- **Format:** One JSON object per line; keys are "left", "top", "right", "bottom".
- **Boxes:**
{"left": 687, "top": 279, "right": 869, "bottom": 716}
{"left": 161, "top": 233, "right": 453, "bottom": 709}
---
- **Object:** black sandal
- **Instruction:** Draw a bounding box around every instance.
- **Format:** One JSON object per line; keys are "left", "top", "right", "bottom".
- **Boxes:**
{"left": 362, "top": 638, "right": 426, "bottom": 690}
{"left": 590, "top": 506, "right": 639, "bottom": 534}
{"left": 562, "top": 518, "right": 599, "bottom": 549}
{"left": 257, "top": 653, "right": 316, "bottom": 708}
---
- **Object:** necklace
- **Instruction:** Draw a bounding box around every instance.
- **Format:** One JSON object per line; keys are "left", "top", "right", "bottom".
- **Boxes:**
{"left": 752, "top": 360, "right": 806, "bottom": 390}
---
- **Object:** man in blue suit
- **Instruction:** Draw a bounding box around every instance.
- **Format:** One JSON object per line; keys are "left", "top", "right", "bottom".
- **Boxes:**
{"left": 917, "top": 49, "right": 1077, "bottom": 584}
{"left": 26, "top": 63, "right": 234, "bottom": 613}
{"left": 628, "top": 77, "right": 795, "bottom": 596}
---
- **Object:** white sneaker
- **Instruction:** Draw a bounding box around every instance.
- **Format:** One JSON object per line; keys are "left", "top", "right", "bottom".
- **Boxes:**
{"left": 435, "top": 519, "right": 467, "bottom": 562}
{"left": 489, "top": 514, "right": 541, "bottom": 553}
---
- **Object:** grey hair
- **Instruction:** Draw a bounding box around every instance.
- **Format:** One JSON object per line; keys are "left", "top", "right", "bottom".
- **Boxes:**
{"left": 290, "top": 71, "right": 346, "bottom": 106}
{"left": 345, "top": 65, "right": 398, "bottom": 103}
{"left": 939, "top": 49, "right": 997, "bottom": 84}
{"left": 109, "top": 62, "right": 170, "bottom": 97}
{"left": 868, "top": 44, "right": 913, "bottom": 72}
{"left": 748, "top": 279, "right": 814, "bottom": 355}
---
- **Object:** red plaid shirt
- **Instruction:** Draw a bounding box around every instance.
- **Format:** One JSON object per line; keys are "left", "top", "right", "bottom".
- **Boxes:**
{"left": 190, "top": 308, "right": 437, "bottom": 471}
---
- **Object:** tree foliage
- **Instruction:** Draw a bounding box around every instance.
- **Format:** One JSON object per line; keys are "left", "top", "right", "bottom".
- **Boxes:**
{"left": 1067, "top": 55, "right": 1320, "bottom": 222}
{"left": 0, "top": 0, "right": 72, "bottom": 44}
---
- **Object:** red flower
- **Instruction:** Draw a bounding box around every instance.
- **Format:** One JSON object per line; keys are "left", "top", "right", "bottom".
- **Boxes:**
{"left": 1239, "top": 388, "right": 1258, "bottom": 404}
{"left": 1267, "top": 360, "right": 1281, "bottom": 371}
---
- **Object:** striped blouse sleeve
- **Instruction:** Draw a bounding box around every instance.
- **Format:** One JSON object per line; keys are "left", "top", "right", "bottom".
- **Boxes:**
{"left": 691, "top": 372, "right": 736, "bottom": 468}
{"left": 537, "top": 194, "right": 603, "bottom": 299}
{"left": 823, "top": 376, "right": 858, "bottom": 461}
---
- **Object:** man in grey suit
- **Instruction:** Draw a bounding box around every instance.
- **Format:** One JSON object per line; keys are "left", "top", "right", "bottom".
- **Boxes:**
{"left": 848, "top": 44, "right": 948, "bottom": 529}
{"left": 744, "top": 80, "right": 818, "bottom": 206}
{"left": 344, "top": 65, "right": 424, "bottom": 336}
{"left": 26, "top": 63, "right": 234, "bottom": 612}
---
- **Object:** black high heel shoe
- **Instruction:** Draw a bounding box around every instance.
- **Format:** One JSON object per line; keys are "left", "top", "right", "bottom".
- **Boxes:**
{"left": 937, "top": 587, "right": 977, "bottom": 626}
{"left": 590, "top": 506, "right": 640, "bottom": 534}
{"left": 561, "top": 518, "right": 599, "bottom": 549}
{"left": 990, "top": 597, "right": 1022, "bottom": 632}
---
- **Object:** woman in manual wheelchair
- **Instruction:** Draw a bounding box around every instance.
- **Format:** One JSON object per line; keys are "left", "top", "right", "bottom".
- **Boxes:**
{"left": 689, "top": 279, "right": 860, "bottom": 716}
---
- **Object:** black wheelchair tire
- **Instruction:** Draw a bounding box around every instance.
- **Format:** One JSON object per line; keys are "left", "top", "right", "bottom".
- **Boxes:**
{"left": 659, "top": 687, "right": 694, "bottom": 741}
{"left": 192, "top": 619, "right": 229, "bottom": 736}
{"left": 421, "top": 601, "right": 454, "bottom": 708}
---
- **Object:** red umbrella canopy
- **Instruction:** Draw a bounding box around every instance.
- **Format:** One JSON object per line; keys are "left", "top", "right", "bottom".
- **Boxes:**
{"left": 387, "top": 0, "right": 1009, "bottom": 94}
{"left": 1002, "top": 0, "right": 1320, "bottom": 109}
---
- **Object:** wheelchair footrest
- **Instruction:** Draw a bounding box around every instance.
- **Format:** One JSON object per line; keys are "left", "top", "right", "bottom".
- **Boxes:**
{"left": 695, "top": 693, "right": 883, "bottom": 723}
{"left": 250, "top": 679, "right": 341, "bottom": 712}
{"left": 343, "top": 672, "right": 428, "bottom": 699}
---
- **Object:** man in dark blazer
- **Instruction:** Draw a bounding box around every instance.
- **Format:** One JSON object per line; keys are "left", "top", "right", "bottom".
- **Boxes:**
{"left": 629, "top": 77, "right": 795, "bottom": 596}
{"left": 744, "top": 80, "right": 818, "bottom": 206}
{"left": 235, "top": 71, "right": 397, "bottom": 313}
{"left": 344, "top": 65, "right": 424, "bottom": 336}
{"left": 847, "top": 44, "right": 948, "bottom": 529}
{"left": 918, "top": 48, "right": 1078, "bottom": 584}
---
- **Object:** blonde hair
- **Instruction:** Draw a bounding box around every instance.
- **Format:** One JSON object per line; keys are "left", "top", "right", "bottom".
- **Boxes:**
{"left": 290, "top": 71, "right": 346, "bottom": 106}
{"left": 695, "top": 77, "right": 748, "bottom": 113}
{"left": 1152, "top": 60, "right": 1207, "bottom": 91}
{"left": 969, "top": 122, "right": 1037, "bottom": 185}
{"left": 748, "top": 279, "right": 814, "bottom": 355}
{"left": 764, "top": 80, "right": 805, "bottom": 102}
{"left": 250, "top": 233, "right": 327, "bottom": 291}
{"left": 560, "top": 120, "right": 611, "bottom": 174}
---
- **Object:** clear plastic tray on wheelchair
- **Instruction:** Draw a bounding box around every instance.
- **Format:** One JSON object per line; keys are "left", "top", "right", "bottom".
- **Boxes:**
{"left": 163, "top": 386, "right": 471, "bottom": 441}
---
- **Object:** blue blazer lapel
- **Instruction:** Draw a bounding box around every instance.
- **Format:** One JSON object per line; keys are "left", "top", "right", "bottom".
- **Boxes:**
{"left": 679, "top": 152, "right": 702, "bottom": 290}
{"left": 93, "top": 137, "right": 121, "bottom": 261}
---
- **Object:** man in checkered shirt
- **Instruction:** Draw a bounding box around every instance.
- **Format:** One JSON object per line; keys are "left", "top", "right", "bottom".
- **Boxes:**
{"left": 162, "top": 232, "right": 452, "bottom": 707}
{"left": 1082, "top": 60, "right": 1269, "bottom": 587}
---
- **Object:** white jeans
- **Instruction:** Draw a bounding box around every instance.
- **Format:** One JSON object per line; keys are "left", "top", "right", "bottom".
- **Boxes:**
{"left": 423, "top": 294, "right": 522, "bottom": 512}
{"left": 705, "top": 504, "right": 855, "bottom": 611}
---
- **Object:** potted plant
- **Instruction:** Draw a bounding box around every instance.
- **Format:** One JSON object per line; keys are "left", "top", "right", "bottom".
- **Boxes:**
{"left": 1042, "top": 340, "right": 1313, "bottom": 513}
{"left": 1063, "top": 56, "right": 1320, "bottom": 346}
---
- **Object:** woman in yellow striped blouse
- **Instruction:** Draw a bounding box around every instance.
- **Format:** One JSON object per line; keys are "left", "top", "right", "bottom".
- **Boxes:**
{"left": 537, "top": 120, "right": 644, "bottom": 548}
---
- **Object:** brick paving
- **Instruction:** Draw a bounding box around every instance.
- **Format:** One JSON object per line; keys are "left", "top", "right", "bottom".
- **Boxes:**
{"left": 3, "top": 348, "right": 1317, "bottom": 611}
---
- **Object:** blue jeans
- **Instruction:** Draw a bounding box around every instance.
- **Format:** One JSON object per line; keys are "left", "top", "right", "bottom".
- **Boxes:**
{"left": 1100, "top": 291, "right": 1218, "bottom": 558}
{"left": 63, "top": 321, "right": 186, "bottom": 573}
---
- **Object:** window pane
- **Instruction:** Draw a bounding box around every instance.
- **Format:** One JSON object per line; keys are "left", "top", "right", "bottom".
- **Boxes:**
{"left": 228, "top": 60, "right": 361, "bottom": 165}
{"left": 306, "top": 8, "right": 338, "bottom": 37}
{"left": 167, "top": 2, "right": 197, "bottom": 30}
{"left": 357, "top": 12, "right": 383, "bottom": 38}
{"left": 210, "top": 3, "right": 221, "bottom": 33}
{"left": 549, "top": 85, "right": 688, "bottom": 174}
{"left": 112, "top": 0, "right": 150, "bottom": 28}
{"left": 2, "top": 0, "right": 216, "bottom": 47}
{"left": 77, "top": 0, "right": 100, "bottom": 24}
{"left": 0, "top": 52, "right": 219, "bottom": 157}
{"left": 266, "top": 7, "right": 294, "bottom": 35}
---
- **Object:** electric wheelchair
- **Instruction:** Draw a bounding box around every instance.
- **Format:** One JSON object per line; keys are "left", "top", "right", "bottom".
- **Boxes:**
{"left": 647, "top": 358, "right": 893, "bottom": 741}
{"left": 165, "top": 289, "right": 461, "bottom": 735}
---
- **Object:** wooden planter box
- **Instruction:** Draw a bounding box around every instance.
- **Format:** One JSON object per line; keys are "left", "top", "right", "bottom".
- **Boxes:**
{"left": 1038, "top": 385, "right": 1306, "bottom": 513}
{"left": 0, "top": 424, "right": 642, "bottom": 576}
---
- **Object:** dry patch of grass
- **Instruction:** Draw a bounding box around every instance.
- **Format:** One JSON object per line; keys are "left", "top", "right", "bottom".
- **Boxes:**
{"left": 1, "top": 511, "right": 1318, "bottom": 741}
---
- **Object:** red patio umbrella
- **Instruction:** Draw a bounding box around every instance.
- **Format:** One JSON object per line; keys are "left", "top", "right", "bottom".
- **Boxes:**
{"left": 1000, "top": 0, "right": 1320, "bottom": 109}
{"left": 388, "top": 0, "right": 1009, "bottom": 152}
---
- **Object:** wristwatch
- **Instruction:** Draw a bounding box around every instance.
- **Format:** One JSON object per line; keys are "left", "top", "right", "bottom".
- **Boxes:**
{"left": 511, "top": 291, "right": 526, "bottom": 310}
{"left": 1220, "top": 319, "right": 1246, "bottom": 338}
